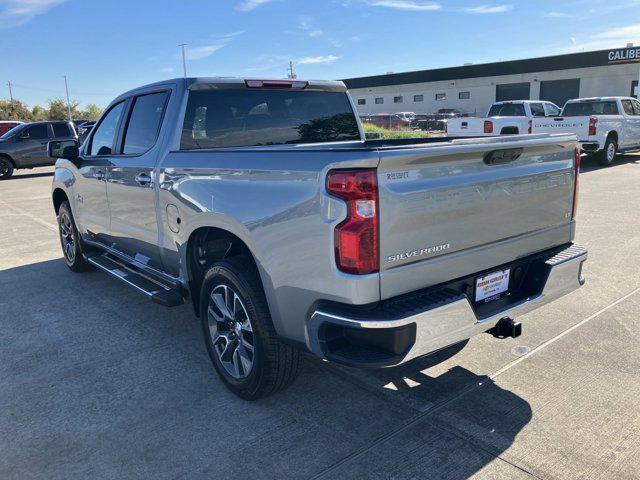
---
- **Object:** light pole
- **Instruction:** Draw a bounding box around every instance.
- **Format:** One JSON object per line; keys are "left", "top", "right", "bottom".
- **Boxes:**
{"left": 179, "top": 43, "right": 188, "bottom": 78}
{"left": 63, "top": 75, "right": 72, "bottom": 121}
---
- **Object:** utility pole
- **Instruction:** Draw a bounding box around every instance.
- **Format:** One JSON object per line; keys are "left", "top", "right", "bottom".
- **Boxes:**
{"left": 179, "top": 43, "right": 188, "bottom": 78}
{"left": 287, "top": 61, "right": 297, "bottom": 79}
{"left": 63, "top": 75, "right": 72, "bottom": 121}
{"left": 7, "top": 81, "right": 13, "bottom": 104}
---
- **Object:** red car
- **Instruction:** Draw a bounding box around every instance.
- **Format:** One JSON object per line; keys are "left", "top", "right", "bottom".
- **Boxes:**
{"left": 0, "top": 121, "right": 23, "bottom": 136}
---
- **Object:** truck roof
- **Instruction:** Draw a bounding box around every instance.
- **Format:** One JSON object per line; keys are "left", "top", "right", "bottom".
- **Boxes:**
{"left": 565, "top": 96, "right": 635, "bottom": 102}
{"left": 114, "top": 77, "right": 347, "bottom": 102}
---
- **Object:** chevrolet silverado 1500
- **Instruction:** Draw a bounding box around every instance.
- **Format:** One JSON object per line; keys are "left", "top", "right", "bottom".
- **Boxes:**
{"left": 49, "top": 77, "right": 587, "bottom": 399}
{"left": 445, "top": 100, "right": 562, "bottom": 137}
{"left": 532, "top": 97, "right": 640, "bottom": 165}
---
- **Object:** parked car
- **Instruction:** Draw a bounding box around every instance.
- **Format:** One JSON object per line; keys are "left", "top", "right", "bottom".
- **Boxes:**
{"left": 0, "top": 121, "right": 77, "bottom": 179}
{"left": 532, "top": 97, "right": 640, "bottom": 165}
{"left": 49, "top": 77, "right": 586, "bottom": 399}
{"left": 0, "top": 121, "right": 23, "bottom": 136}
{"left": 361, "top": 113, "right": 412, "bottom": 129}
{"left": 445, "top": 100, "right": 562, "bottom": 136}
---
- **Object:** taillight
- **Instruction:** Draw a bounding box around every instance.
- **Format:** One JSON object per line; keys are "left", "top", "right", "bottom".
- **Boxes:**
{"left": 588, "top": 116, "right": 597, "bottom": 136}
{"left": 326, "top": 169, "right": 379, "bottom": 275}
{"left": 244, "top": 79, "right": 308, "bottom": 89}
{"left": 484, "top": 120, "right": 493, "bottom": 134}
{"left": 572, "top": 147, "right": 581, "bottom": 219}
{"left": 527, "top": 119, "right": 532, "bottom": 134}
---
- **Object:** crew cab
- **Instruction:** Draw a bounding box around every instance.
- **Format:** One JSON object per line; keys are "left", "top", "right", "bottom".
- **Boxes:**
{"left": 49, "top": 77, "right": 587, "bottom": 399}
{"left": 445, "top": 100, "right": 562, "bottom": 137}
{"left": 532, "top": 97, "right": 640, "bottom": 165}
{"left": 0, "top": 121, "right": 77, "bottom": 179}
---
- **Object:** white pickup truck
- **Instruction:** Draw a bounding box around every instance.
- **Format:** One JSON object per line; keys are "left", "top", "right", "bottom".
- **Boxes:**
{"left": 445, "top": 100, "right": 562, "bottom": 137}
{"left": 532, "top": 97, "right": 640, "bottom": 165}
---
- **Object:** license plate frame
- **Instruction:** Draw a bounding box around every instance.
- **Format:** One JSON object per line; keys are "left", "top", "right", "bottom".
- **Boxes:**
{"left": 475, "top": 269, "right": 510, "bottom": 303}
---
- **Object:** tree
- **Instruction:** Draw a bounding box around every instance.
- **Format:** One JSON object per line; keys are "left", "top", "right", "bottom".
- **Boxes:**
{"left": 47, "top": 97, "right": 81, "bottom": 120}
{"left": 31, "top": 105, "right": 48, "bottom": 121}
{"left": 81, "top": 104, "right": 102, "bottom": 120}
{"left": 0, "top": 99, "right": 32, "bottom": 121}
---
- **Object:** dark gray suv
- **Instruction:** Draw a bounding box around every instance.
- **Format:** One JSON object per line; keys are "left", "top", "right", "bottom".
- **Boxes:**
{"left": 0, "top": 121, "right": 77, "bottom": 179}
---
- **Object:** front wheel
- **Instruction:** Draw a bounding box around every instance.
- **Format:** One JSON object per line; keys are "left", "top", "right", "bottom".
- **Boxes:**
{"left": 598, "top": 136, "right": 617, "bottom": 166}
{"left": 200, "top": 256, "right": 302, "bottom": 400}
{"left": 57, "top": 201, "right": 93, "bottom": 272}
{"left": 0, "top": 157, "right": 14, "bottom": 180}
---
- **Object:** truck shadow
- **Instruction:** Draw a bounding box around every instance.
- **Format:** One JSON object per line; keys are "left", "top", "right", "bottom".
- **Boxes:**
{"left": 580, "top": 152, "right": 639, "bottom": 173}
{"left": 0, "top": 257, "right": 531, "bottom": 480}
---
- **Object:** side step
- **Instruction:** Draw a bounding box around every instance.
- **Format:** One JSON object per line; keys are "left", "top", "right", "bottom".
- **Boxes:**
{"left": 86, "top": 254, "right": 185, "bottom": 307}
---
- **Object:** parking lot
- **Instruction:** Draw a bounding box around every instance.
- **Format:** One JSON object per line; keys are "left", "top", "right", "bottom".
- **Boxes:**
{"left": 1, "top": 155, "right": 639, "bottom": 479}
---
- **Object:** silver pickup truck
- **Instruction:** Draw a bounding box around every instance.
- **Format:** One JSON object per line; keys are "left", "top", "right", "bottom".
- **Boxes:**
{"left": 49, "top": 77, "right": 587, "bottom": 399}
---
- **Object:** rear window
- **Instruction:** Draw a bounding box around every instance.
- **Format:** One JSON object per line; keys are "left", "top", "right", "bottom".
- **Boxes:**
{"left": 562, "top": 101, "right": 619, "bottom": 116}
{"left": 487, "top": 103, "right": 526, "bottom": 117}
{"left": 52, "top": 123, "right": 71, "bottom": 137}
{"left": 181, "top": 89, "right": 360, "bottom": 149}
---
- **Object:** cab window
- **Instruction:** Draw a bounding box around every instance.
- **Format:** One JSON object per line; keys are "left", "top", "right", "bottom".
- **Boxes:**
{"left": 88, "top": 102, "right": 125, "bottom": 156}
{"left": 122, "top": 92, "right": 168, "bottom": 154}
{"left": 530, "top": 103, "right": 545, "bottom": 117}
{"left": 22, "top": 124, "right": 49, "bottom": 139}
{"left": 545, "top": 103, "right": 561, "bottom": 117}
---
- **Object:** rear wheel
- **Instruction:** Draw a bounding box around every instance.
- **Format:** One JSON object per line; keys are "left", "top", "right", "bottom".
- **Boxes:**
{"left": 200, "top": 256, "right": 302, "bottom": 400}
{"left": 598, "top": 136, "right": 617, "bottom": 166}
{"left": 57, "top": 201, "right": 92, "bottom": 272}
{"left": 0, "top": 157, "right": 14, "bottom": 180}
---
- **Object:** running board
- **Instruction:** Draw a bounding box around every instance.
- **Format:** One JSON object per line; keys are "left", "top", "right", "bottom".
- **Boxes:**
{"left": 86, "top": 254, "right": 185, "bottom": 307}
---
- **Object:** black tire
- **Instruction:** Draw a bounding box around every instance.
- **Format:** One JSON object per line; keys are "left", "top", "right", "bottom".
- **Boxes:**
{"left": 0, "top": 157, "right": 14, "bottom": 180}
{"left": 200, "top": 256, "right": 302, "bottom": 400}
{"left": 57, "top": 201, "right": 93, "bottom": 272}
{"left": 598, "top": 136, "right": 617, "bottom": 166}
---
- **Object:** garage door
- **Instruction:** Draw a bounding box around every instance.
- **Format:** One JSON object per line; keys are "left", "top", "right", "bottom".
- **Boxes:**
{"left": 495, "top": 82, "right": 530, "bottom": 102}
{"left": 540, "top": 79, "right": 580, "bottom": 108}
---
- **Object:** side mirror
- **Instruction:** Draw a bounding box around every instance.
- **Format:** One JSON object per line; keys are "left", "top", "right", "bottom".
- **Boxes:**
{"left": 48, "top": 139, "right": 79, "bottom": 160}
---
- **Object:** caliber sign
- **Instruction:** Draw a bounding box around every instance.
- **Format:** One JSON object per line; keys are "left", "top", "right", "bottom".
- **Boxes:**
{"left": 608, "top": 48, "right": 640, "bottom": 64}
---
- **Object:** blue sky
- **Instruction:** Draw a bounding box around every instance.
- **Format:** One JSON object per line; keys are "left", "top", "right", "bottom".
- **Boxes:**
{"left": 2, "top": 0, "right": 640, "bottom": 108}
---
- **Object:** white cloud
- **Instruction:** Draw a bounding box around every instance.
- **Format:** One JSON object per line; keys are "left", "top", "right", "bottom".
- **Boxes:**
{"left": 298, "top": 55, "right": 341, "bottom": 64}
{"left": 187, "top": 44, "right": 226, "bottom": 60}
{"left": 0, "top": 0, "right": 68, "bottom": 28}
{"left": 546, "top": 11, "right": 573, "bottom": 18}
{"left": 236, "top": 0, "right": 273, "bottom": 11}
{"left": 568, "top": 23, "right": 640, "bottom": 51}
{"left": 160, "top": 67, "right": 175, "bottom": 73}
{"left": 298, "top": 15, "right": 323, "bottom": 37}
{"left": 461, "top": 4, "right": 512, "bottom": 14}
{"left": 365, "top": 0, "right": 441, "bottom": 10}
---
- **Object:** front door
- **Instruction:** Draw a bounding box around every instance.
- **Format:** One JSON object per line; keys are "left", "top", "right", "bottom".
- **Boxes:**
{"left": 74, "top": 101, "right": 127, "bottom": 245}
{"left": 106, "top": 91, "right": 169, "bottom": 271}
{"left": 14, "top": 123, "right": 51, "bottom": 167}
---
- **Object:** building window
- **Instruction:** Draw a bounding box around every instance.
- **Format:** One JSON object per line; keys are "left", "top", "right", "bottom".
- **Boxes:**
{"left": 375, "top": 97, "right": 384, "bottom": 104}
{"left": 435, "top": 93, "right": 446, "bottom": 100}
{"left": 413, "top": 95, "right": 424, "bottom": 102}
{"left": 459, "top": 91, "right": 470, "bottom": 99}
{"left": 357, "top": 99, "right": 366, "bottom": 105}
{"left": 394, "top": 96, "right": 403, "bottom": 103}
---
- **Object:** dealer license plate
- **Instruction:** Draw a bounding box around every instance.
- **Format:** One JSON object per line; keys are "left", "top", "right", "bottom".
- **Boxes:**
{"left": 475, "top": 269, "right": 510, "bottom": 303}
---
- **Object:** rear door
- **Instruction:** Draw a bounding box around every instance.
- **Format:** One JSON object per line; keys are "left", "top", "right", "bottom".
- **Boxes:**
{"left": 377, "top": 135, "right": 576, "bottom": 298}
{"left": 631, "top": 100, "right": 640, "bottom": 147}
{"left": 106, "top": 90, "right": 169, "bottom": 271}
{"left": 14, "top": 123, "right": 51, "bottom": 167}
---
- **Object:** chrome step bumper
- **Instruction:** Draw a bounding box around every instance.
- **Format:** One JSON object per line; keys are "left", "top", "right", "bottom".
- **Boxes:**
{"left": 308, "top": 244, "right": 587, "bottom": 367}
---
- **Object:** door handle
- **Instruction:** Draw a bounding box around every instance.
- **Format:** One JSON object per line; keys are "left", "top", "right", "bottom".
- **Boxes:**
{"left": 135, "top": 172, "right": 152, "bottom": 186}
{"left": 94, "top": 170, "right": 105, "bottom": 181}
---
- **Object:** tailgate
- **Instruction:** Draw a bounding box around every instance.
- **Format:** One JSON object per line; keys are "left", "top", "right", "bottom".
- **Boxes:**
{"left": 446, "top": 118, "right": 487, "bottom": 136}
{"left": 377, "top": 134, "right": 577, "bottom": 299}
{"left": 532, "top": 116, "right": 590, "bottom": 141}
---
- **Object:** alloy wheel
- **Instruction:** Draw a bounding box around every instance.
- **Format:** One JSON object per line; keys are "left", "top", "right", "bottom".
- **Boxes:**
{"left": 59, "top": 211, "right": 76, "bottom": 263}
{"left": 207, "top": 284, "right": 255, "bottom": 379}
{"left": 607, "top": 142, "right": 616, "bottom": 162}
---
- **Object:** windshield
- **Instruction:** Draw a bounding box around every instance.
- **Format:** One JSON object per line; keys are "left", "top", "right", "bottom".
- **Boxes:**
{"left": 487, "top": 103, "right": 526, "bottom": 117}
{"left": 0, "top": 123, "right": 26, "bottom": 139}
{"left": 562, "top": 101, "right": 619, "bottom": 116}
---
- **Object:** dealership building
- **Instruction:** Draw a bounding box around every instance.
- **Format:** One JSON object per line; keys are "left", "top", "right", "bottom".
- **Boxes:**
{"left": 343, "top": 46, "right": 640, "bottom": 116}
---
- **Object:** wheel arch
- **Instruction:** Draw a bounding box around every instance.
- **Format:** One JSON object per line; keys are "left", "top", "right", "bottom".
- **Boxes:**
{"left": 52, "top": 188, "right": 69, "bottom": 214}
{"left": 0, "top": 153, "right": 15, "bottom": 167}
{"left": 606, "top": 130, "right": 618, "bottom": 144}
{"left": 185, "top": 226, "right": 266, "bottom": 318}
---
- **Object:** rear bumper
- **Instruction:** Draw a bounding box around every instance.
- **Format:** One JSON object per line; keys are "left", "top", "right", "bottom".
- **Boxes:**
{"left": 579, "top": 141, "right": 600, "bottom": 153}
{"left": 308, "top": 244, "right": 587, "bottom": 368}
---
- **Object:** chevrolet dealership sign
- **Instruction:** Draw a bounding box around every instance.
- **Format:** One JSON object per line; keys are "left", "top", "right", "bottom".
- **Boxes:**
{"left": 608, "top": 48, "right": 640, "bottom": 64}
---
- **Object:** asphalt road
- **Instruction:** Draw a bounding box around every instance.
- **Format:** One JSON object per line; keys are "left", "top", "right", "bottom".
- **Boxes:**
{"left": 1, "top": 155, "right": 639, "bottom": 480}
